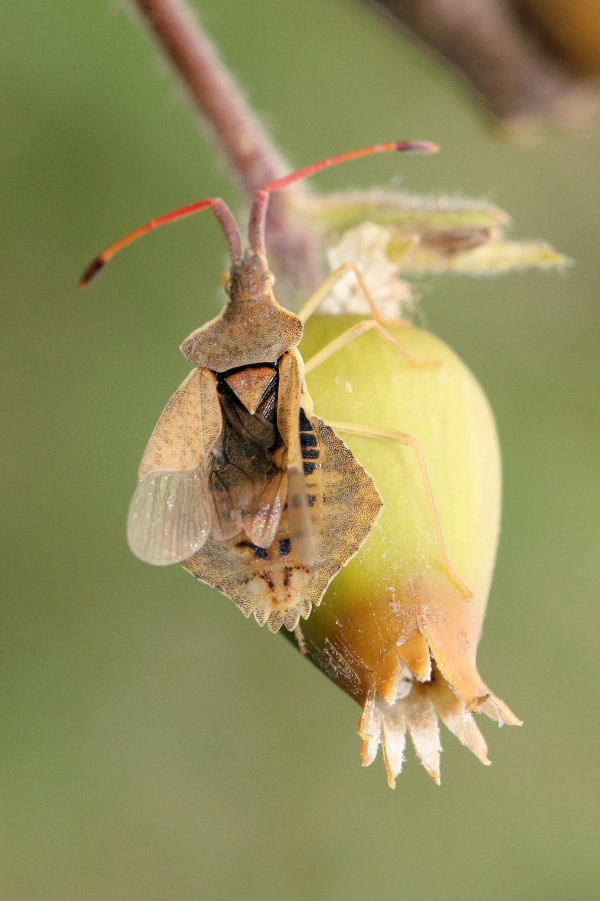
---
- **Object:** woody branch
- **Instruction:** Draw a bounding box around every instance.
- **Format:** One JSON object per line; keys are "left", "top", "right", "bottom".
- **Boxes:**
{"left": 127, "top": 0, "right": 322, "bottom": 287}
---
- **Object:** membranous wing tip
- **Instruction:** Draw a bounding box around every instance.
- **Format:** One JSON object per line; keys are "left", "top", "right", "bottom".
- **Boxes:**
{"left": 127, "top": 469, "right": 211, "bottom": 565}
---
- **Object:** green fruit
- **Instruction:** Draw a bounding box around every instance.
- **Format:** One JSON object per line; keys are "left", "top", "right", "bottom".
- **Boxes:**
{"left": 295, "top": 316, "right": 520, "bottom": 785}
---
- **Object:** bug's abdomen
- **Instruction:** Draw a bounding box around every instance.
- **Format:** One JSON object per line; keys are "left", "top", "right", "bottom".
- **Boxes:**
{"left": 299, "top": 408, "right": 320, "bottom": 477}
{"left": 182, "top": 412, "right": 383, "bottom": 633}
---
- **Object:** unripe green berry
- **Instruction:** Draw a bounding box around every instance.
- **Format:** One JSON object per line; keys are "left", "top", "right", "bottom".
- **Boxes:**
{"left": 295, "top": 316, "right": 520, "bottom": 785}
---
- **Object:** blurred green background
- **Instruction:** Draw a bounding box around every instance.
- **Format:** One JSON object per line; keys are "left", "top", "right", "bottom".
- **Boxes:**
{"left": 3, "top": 1, "right": 599, "bottom": 898}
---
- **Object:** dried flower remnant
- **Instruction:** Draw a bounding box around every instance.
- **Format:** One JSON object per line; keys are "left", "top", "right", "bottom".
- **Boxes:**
{"left": 295, "top": 317, "right": 521, "bottom": 786}
{"left": 322, "top": 223, "right": 415, "bottom": 321}
{"left": 293, "top": 191, "right": 567, "bottom": 279}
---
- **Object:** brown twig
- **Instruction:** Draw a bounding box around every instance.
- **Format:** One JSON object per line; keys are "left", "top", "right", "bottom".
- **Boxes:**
{"left": 127, "top": 0, "right": 321, "bottom": 288}
{"left": 367, "top": 0, "right": 600, "bottom": 133}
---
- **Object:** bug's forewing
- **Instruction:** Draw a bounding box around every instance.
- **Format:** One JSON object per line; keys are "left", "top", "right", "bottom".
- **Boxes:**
{"left": 137, "top": 368, "right": 222, "bottom": 478}
{"left": 127, "top": 469, "right": 212, "bottom": 565}
{"left": 276, "top": 349, "right": 315, "bottom": 564}
{"left": 242, "top": 469, "right": 286, "bottom": 548}
{"left": 203, "top": 388, "right": 282, "bottom": 546}
{"left": 203, "top": 468, "right": 244, "bottom": 543}
{"left": 181, "top": 413, "right": 383, "bottom": 632}
{"left": 127, "top": 368, "right": 222, "bottom": 565}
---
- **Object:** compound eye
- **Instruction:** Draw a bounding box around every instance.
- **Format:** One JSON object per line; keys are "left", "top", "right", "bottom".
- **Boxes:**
{"left": 219, "top": 270, "right": 233, "bottom": 295}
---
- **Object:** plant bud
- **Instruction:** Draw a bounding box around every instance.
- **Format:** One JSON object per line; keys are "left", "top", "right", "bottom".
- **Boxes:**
{"left": 292, "top": 192, "right": 567, "bottom": 276}
{"left": 295, "top": 316, "right": 521, "bottom": 786}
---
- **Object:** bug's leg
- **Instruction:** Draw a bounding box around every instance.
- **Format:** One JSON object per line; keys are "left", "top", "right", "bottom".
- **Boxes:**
{"left": 297, "top": 262, "right": 387, "bottom": 323}
{"left": 296, "top": 257, "right": 420, "bottom": 326}
{"left": 303, "top": 318, "right": 440, "bottom": 374}
{"left": 298, "top": 265, "right": 438, "bottom": 369}
{"left": 328, "top": 420, "right": 473, "bottom": 600}
{"left": 294, "top": 624, "right": 308, "bottom": 655}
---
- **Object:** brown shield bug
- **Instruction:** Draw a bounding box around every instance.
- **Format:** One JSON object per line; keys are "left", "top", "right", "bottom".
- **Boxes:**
{"left": 81, "top": 141, "right": 450, "bottom": 633}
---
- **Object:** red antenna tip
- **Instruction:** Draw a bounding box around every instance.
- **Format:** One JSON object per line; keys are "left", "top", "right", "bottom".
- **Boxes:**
{"left": 78, "top": 197, "right": 242, "bottom": 288}
{"left": 394, "top": 140, "right": 439, "bottom": 154}
{"left": 79, "top": 256, "right": 106, "bottom": 288}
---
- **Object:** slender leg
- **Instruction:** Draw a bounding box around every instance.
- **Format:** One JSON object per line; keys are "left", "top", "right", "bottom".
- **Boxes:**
{"left": 297, "top": 262, "right": 387, "bottom": 324}
{"left": 303, "top": 318, "right": 440, "bottom": 374}
{"left": 294, "top": 624, "right": 308, "bottom": 655}
{"left": 329, "top": 420, "right": 473, "bottom": 600}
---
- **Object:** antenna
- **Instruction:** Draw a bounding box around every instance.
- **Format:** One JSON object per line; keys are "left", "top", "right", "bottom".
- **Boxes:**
{"left": 247, "top": 140, "right": 438, "bottom": 254}
{"left": 80, "top": 198, "right": 242, "bottom": 287}
{"left": 80, "top": 140, "right": 437, "bottom": 286}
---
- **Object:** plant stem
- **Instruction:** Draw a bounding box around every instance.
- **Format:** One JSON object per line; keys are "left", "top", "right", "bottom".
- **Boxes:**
{"left": 368, "top": 0, "right": 599, "bottom": 132}
{"left": 128, "top": 0, "right": 321, "bottom": 289}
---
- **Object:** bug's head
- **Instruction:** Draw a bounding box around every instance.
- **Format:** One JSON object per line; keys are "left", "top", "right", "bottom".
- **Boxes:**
{"left": 225, "top": 249, "right": 275, "bottom": 302}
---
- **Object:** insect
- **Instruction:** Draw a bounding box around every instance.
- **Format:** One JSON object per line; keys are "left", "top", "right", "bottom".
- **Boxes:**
{"left": 81, "top": 140, "right": 464, "bottom": 634}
